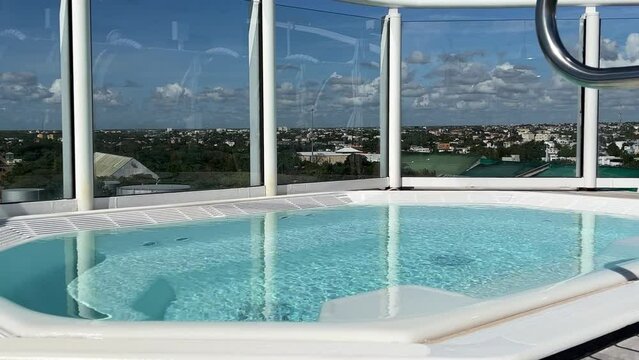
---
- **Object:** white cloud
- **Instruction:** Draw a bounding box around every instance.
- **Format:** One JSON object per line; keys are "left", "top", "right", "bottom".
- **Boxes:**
{"left": 197, "top": 86, "right": 239, "bottom": 102}
{"left": 626, "top": 33, "right": 639, "bottom": 61}
{"left": 44, "top": 79, "right": 61, "bottom": 104}
{"left": 154, "top": 83, "right": 193, "bottom": 102}
{"left": 600, "top": 34, "right": 639, "bottom": 67}
{"left": 413, "top": 94, "right": 430, "bottom": 109}
{"left": 0, "top": 72, "right": 51, "bottom": 102}
{"left": 601, "top": 38, "right": 619, "bottom": 61}
{"left": 93, "top": 88, "right": 122, "bottom": 106}
{"left": 406, "top": 50, "right": 430, "bottom": 64}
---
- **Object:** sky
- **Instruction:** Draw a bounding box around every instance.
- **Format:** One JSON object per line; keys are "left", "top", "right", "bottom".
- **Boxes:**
{"left": 1, "top": 0, "right": 639, "bottom": 130}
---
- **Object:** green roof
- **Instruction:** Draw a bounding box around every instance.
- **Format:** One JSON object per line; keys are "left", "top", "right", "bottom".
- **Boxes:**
{"left": 598, "top": 166, "right": 639, "bottom": 178}
{"left": 534, "top": 164, "right": 576, "bottom": 177}
{"left": 94, "top": 152, "right": 133, "bottom": 178}
{"left": 535, "top": 164, "right": 639, "bottom": 178}
{"left": 462, "top": 162, "right": 541, "bottom": 177}
{"left": 402, "top": 153, "right": 480, "bottom": 176}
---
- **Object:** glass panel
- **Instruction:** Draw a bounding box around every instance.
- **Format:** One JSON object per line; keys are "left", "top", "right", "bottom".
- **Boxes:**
{"left": 598, "top": 17, "right": 639, "bottom": 179}
{"left": 275, "top": 2, "right": 381, "bottom": 184}
{"left": 91, "top": 0, "right": 254, "bottom": 197}
{"left": 0, "top": 1, "right": 65, "bottom": 202}
{"left": 401, "top": 16, "right": 580, "bottom": 178}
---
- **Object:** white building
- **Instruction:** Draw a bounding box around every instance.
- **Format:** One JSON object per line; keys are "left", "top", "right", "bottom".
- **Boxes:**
{"left": 599, "top": 156, "right": 623, "bottom": 167}
{"left": 94, "top": 152, "right": 159, "bottom": 179}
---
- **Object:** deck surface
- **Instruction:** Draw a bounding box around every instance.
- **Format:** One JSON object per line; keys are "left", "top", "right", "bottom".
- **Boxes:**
{"left": 585, "top": 335, "right": 639, "bottom": 359}
{"left": 546, "top": 323, "right": 639, "bottom": 359}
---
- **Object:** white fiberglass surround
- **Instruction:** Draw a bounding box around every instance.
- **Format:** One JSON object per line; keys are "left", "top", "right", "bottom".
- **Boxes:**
{"left": 1, "top": 190, "right": 639, "bottom": 359}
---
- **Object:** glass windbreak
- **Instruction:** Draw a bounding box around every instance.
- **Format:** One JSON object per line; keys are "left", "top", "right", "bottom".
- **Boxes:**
{"left": 275, "top": 3, "right": 381, "bottom": 184}
{"left": 91, "top": 0, "right": 255, "bottom": 197}
{"left": 401, "top": 17, "right": 580, "bottom": 178}
{"left": 0, "top": 1, "right": 65, "bottom": 202}
{"left": 598, "top": 17, "right": 639, "bottom": 178}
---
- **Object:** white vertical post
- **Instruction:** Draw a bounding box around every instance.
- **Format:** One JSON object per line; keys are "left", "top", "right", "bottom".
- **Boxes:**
{"left": 576, "top": 16, "right": 585, "bottom": 178}
{"left": 249, "top": 0, "right": 262, "bottom": 187}
{"left": 71, "top": 0, "right": 94, "bottom": 210}
{"left": 583, "top": 7, "right": 599, "bottom": 189}
{"left": 262, "top": 0, "right": 278, "bottom": 196}
{"left": 379, "top": 16, "right": 390, "bottom": 179}
{"left": 59, "top": 0, "right": 74, "bottom": 199}
{"left": 388, "top": 9, "right": 402, "bottom": 189}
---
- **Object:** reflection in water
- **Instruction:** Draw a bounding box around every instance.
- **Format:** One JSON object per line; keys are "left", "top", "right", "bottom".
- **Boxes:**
{"left": 247, "top": 216, "right": 265, "bottom": 320}
{"left": 63, "top": 236, "right": 77, "bottom": 317}
{"left": 386, "top": 204, "right": 400, "bottom": 318}
{"left": 579, "top": 212, "right": 596, "bottom": 275}
{"left": 263, "top": 212, "right": 278, "bottom": 321}
{"left": 63, "top": 231, "right": 105, "bottom": 319}
{"left": 50, "top": 208, "right": 606, "bottom": 320}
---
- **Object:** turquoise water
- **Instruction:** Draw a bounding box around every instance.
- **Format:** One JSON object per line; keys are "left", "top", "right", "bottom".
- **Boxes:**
{"left": 2, "top": 205, "right": 639, "bottom": 322}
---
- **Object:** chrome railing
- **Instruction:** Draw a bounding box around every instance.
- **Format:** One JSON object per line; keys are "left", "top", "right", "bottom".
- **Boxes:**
{"left": 536, "top": 0, "right": 639, "bottom": 88}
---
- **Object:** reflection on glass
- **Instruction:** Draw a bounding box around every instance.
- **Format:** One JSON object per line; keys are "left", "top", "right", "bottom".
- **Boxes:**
{"left": 276, "top": 4, "right": 381, "bottom": 184}
{"left": 0, "top": 0, "right": 65, "bottom": 202}
{"left": 401, "top": 18, "right": 580, "bottom": 178}
{"left": 597, "top": 18, "right": 639, "bottom": 179}
{"left": 91, "top": 0, "right": 255, "bottom": 197}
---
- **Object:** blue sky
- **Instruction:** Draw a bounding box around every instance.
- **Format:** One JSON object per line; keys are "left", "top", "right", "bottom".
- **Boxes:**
{"left": 0, "top": 0, "right": 638, "bottom": 130}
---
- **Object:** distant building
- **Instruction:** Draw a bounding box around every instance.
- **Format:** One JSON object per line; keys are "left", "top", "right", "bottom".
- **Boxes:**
{"left": 521, "top": 133, "right": 535, "bottom": 143}
{"left": 545, "top": 143, "right": 559, "bottom": 162}
{"left": 599, "top": 156, "right": 623, "bottom": 167}
{"left": 409, "top": 145, "right": 431, "bottom": 153}
{"left": 364, "top": 153, "right": 381, "bottom": 163}
{"left": 502, "top": 154, "right": 521, "bottom": 162}
{"left": 297, "top": 147, "right": 379, "bottom": 165}
{"left": 94, "top": 152, "right": 159, "bottom": 179}
{"left": 3, "top": 152, "right": 21, "bottom": 165}
{"left": 437, "top": 143, "right": 452, "bottom": 152}
{"left": 535, "top": 132, "right": 551, "bottom": 142}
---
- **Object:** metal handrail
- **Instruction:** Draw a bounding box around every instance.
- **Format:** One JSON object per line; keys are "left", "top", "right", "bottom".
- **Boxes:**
{"left": 340, "top": 0, "right": 639, "bottom": 8}
{"left": 536, "top": 0, "right": 639, "bottom": 88}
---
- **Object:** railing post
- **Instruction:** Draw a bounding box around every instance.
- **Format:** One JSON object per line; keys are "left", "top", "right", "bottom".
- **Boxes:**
{"left": 60, "top": 0, "right": 74, "bottom": 199}
{"left": 379, "top": 15, "right": 390, "bottom": 179}
{"left": 262, "top": 0, "right": 278, "bottom": 196}
{"left": 582, "top": 6, "right": 600, "bottom": 189}
{"left": 249, "top": 0, "right": 263, "bottom": 187}
{"left": 71, "top": 0, "right": 94, "bottom": 210}
{"left": 388, "top": 8, "right": 402, "bottom": 190}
